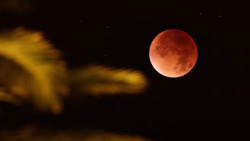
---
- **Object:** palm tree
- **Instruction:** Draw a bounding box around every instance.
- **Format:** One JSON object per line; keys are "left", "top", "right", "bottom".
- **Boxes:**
{"left": 0, "top": 27, "right": 148, "bottom": 114}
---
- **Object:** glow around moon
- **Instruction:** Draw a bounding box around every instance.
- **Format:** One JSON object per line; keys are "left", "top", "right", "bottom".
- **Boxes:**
{"left": 149, "top": 29, "right": 198, "bottom": 78}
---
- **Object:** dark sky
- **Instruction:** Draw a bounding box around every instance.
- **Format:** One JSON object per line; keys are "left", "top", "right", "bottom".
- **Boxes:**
{"left": 0, "top": 0, "right": 250, "bottom": 140}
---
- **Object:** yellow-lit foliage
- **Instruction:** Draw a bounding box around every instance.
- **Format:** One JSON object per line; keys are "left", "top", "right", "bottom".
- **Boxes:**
{"left": 82, "top": 131, "right": 151, "bottom": 141}
{"left": 0, "top": 88, "right": 21, "bottom": 106}
{"left": 0, "top": 27, "right": 68, "bottom": 114}
{"left": 0, "top": 27, "right": 149, "bottom": 114}
{"left": 0, "top": 127, "right": 152, "bottom": 141}
{"left": 68, "top": 65, "right": 148, "bottom": 96}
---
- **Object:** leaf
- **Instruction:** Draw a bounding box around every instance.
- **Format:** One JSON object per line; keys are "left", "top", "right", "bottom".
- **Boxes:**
{"left": 68, "top": 64, "right": 148, "bottom": 96}
{"left": 0, "top": 126, "right": 152, "bottom": 141}
{"left": 0, "top": 88, "right": 22, "bottom": 106}
{"left": 0, "top": 27, "right": 69, "bottom": 114}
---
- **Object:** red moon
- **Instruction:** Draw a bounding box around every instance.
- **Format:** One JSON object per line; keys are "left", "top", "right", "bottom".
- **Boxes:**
{"left": 149, "top": 29, "right": 198, "bottom": 78}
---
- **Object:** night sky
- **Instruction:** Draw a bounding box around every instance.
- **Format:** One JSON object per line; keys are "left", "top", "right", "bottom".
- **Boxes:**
{"left": 0, "top": 0, "right": 250, "bottom": 140}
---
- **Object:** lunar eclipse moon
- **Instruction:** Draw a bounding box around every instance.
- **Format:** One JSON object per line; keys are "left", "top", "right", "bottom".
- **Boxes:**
{"left": 149, "top": 29, "right": 198, "bottom": 78}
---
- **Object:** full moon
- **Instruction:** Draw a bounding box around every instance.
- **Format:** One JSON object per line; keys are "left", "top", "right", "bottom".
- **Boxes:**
{"left": 149, "top": 29, "right": 198, "bottom": 78}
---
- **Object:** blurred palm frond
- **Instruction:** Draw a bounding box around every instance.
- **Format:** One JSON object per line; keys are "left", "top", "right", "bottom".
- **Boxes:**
{"left": 0, "top": 127, "right": 152, "bottom": 141}
{"left": 68, "top": 65, "right": 148, "bottom": 96}
{"left": 0, "top": 88, "right": 21, "bottom": 106}
{"left": 0, "top": 27, "right": 69, "bottom": 114}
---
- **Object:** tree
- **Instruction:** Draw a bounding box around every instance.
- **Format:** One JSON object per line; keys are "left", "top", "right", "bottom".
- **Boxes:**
{"left": 0, "top": 27, "right": 148, "bottom": 114}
